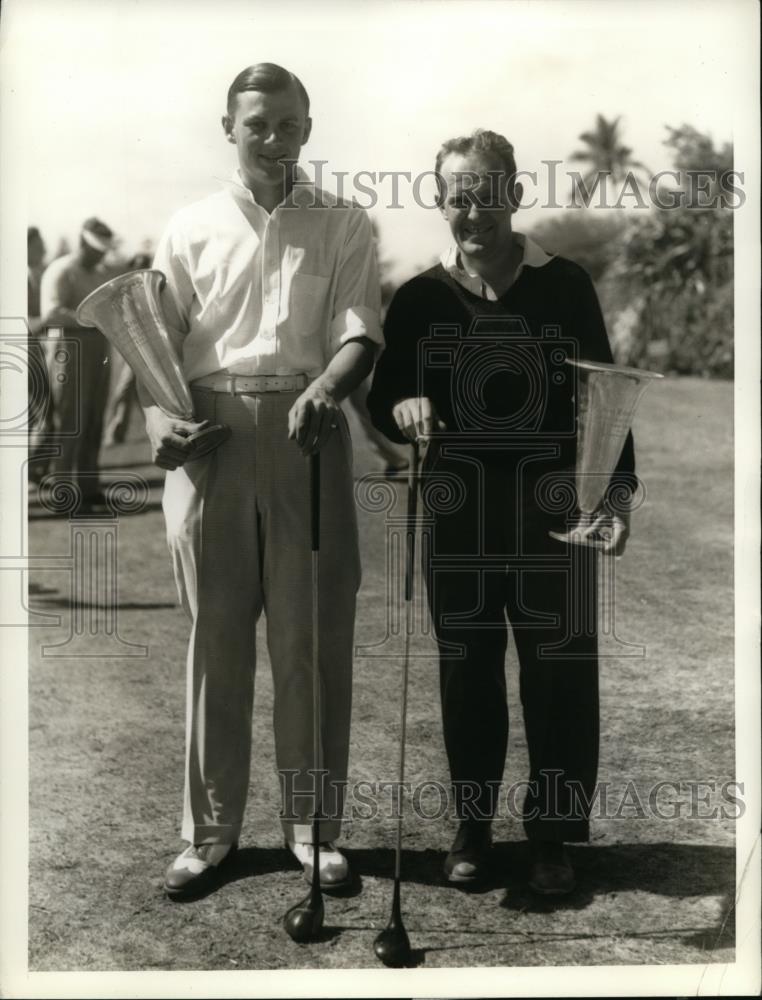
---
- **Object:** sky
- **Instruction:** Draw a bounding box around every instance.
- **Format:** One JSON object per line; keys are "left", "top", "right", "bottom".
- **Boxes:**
{"left": 1, "top": 0, "right": 757, "bottom": 281}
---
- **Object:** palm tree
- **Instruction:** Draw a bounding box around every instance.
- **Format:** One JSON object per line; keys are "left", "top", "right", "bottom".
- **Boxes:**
{"left": 570, "top": 114, "right": 648, "bottom": 202}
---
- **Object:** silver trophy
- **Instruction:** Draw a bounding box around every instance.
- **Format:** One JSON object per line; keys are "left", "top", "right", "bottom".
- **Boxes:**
{"left": 76, "top": 269, "right": 230, "bottom": 460}
{"left": 549, "top": 359, "right": 663, "bottom": 547}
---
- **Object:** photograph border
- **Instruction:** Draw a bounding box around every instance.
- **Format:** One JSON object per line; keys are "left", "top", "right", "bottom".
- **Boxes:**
{"left": 1, "top": 1, "right": 759, "bottom": 996}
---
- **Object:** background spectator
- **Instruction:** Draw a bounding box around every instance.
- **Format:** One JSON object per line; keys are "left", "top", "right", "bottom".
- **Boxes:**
{"left": 39, "top": 217, "right": 118, "bottom": 511}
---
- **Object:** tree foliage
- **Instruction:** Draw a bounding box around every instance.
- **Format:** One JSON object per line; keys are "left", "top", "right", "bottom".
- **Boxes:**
{"left": 569, "top": 114, "right": 649, "bottom": 197}
{"left": 536, "top": 119, "right": 734, "bottom": 378}
{"left": 530, "top": 212, "right": 624, "bottom": 281}
{"left": 608, "top": 125, "right": 734, "bottom": 377}
{"left": 664, "top": 124, "right": 733, "bottom": 177}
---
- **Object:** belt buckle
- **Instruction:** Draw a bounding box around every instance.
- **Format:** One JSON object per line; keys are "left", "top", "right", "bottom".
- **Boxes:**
{"left": 283, "top": 374, "right": 304, "bottom": 393}
{"left": 227, "top": 376, "right": 239, "bottom": 396}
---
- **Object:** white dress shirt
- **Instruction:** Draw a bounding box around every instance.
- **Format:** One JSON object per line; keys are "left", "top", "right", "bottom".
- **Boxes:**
{"left": 440, "top": 232, "right": 554, "bottom": 300}
{"left": 153, "top": 171, "right": 383, "bottom": 383}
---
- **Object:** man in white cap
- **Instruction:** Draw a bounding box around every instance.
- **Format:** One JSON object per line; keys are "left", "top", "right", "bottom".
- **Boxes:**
{"left": 39, "top": 217, "right": 118, "bottom": 510}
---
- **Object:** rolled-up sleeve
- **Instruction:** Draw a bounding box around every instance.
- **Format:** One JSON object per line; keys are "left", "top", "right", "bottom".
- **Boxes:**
{"left": 328, "top": 209, "right": 383, "bottom": 358}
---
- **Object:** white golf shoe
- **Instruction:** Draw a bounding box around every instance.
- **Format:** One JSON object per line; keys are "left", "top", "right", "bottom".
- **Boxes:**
{"left": 164, "top": 842, "right": 237, "bottom": 899}
{"left": 286, "top": 839, "right": 351, "bottom": 889}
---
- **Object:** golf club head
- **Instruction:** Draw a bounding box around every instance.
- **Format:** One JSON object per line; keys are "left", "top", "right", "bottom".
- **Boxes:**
{"left": 283, "top": 890, "right": 324, "bottom": 943}
{"left": 373, "top": 921, "right": 412, "bottom": 968}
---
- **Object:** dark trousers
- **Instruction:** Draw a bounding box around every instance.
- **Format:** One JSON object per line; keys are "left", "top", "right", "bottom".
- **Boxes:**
{"left": 423, "top": 444, "right": 599, "bottom": 842}
{"left": 27, "top": 336, "right": 53, "bottom": 479}
{"left": 47, "top": 329, "right": 110, "bottom": 496}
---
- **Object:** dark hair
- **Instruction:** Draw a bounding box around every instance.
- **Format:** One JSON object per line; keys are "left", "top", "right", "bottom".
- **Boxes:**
{"left": 226, "top": 63, "right": 310, "bottom": 117}
{"left": 434, "top": 129, "right": 518, "bottom": 206}
{"left": 27, "top": 226, "right": 42, "bottom": 245}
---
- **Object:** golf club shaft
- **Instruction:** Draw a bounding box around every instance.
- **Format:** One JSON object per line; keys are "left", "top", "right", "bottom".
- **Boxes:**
{"left": 281, "top": 453, "right": 324, "bottom": 942}
{"left": 391, "top": 875, "right": 403, "bottom": 923}
{"left": 310, "top": 452, "right": 322, "bottom": 892}
{"left": 395, "top": 440, "right": 419, "bottom": 880}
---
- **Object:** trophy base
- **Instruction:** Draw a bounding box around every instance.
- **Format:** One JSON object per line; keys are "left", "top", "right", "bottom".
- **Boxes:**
{"left": 185, "top": 423, "right": 232, "bottom": 461}
{"left": 549, "top": 512, "right": 610, "bottom": 549}
{"left": 548, "top": 528, "right": 612, "bottom": 549}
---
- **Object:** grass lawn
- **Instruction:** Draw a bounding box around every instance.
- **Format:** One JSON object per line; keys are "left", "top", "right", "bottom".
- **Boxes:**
{"left": 26, "top": 375, "right": 737, "bottom": 971}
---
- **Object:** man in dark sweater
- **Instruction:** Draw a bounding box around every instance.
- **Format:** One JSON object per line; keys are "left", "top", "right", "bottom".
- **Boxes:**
{"left": 367, "top": 129, "right": 636, "bottom": 895}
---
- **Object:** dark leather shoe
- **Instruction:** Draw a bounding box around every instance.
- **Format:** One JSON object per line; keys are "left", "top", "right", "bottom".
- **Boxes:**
{"left": 443, "top": 821, "right": 492, "bottom": 884}
{"left": 164, "top": 842, "right": 237, "bottom": 899}
{"left": 528, "top": 841, "right": 575, "bottom": 895}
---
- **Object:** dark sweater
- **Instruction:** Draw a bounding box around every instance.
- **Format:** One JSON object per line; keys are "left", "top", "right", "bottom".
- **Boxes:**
{"left": 367, "top": 256, "right": 636, "bottom": 496}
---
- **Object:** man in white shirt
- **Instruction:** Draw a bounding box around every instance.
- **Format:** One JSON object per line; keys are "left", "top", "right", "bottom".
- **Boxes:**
{"left": 146, "top": 63, "right": 383, "bottom": 899}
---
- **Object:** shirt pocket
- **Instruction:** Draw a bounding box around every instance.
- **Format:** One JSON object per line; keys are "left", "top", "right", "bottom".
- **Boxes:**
{"left": 286, "top": 272, "right": 330, "bottom": 336}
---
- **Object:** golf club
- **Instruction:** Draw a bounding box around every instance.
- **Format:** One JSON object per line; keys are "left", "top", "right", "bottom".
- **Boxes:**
{"left": 284, "top": 451, "right": 325, "bottom": 942}
{"left": 373, "top": 439, "right": 419, "bottom": 968}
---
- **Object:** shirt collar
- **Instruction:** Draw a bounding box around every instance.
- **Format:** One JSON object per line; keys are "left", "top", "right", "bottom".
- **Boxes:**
{"left": 440, "top": 232, "right": 554, "bottom": 300}
{"left": 227, "top": 165, "right": 315, "bottom": 208}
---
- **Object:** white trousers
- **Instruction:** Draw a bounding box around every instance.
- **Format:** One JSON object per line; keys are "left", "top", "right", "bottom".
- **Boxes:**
{"left": 163, "top": 386, "right": 360, "bottom": 845}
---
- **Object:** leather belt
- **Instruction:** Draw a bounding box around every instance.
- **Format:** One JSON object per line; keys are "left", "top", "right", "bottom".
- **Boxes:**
{"left": 192, "top": 373, "right": 309, "bottom": 395}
